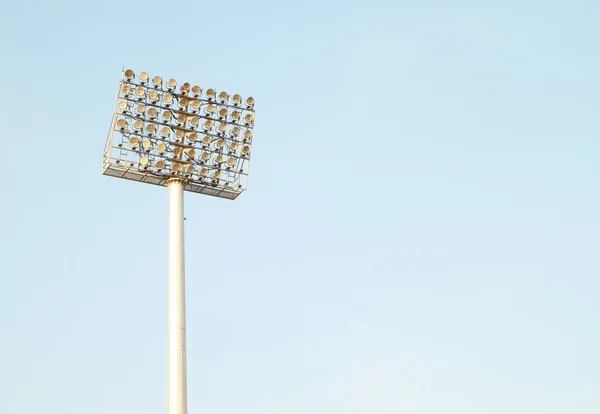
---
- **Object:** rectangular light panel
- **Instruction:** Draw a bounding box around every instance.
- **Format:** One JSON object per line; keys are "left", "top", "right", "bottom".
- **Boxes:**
{"left": 102, "top": 69, "right": 255, "bottom": 200}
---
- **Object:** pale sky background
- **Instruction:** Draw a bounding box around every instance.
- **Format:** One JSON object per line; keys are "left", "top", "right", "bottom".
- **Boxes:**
{"left": 1, "top": 1, "right": 599, "bottom": 413}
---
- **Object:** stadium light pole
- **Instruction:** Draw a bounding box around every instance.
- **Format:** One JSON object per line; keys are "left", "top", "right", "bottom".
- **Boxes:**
{"left": 102, "top": 68, "right": 256, "bottom": 414}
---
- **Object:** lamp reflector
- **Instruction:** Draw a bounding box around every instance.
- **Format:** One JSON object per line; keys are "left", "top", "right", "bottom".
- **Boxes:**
{"left": 206, "top": 88, "right": 216, "bottom": 98}
{"left": 188, "top": 133, "right": 197, "bottom": 143}
{"left": 242, "top": 145, "right": 251, "bottom": 155}
{"left": 216, "top": 138, "right": 225, "bottom": 148}
{"left": 215, "top": 154, "right": 224, "bottom": 164}
{"left": 181, "top": 82, "right": 191, "bottom": 92}
{"left": 172, "top": 162, "right": 182, "bottom": 172}
{"left": 124, "top": 69, "right": 135, "bottom": 79}
{"left": 203, "top": 120, "right": 213, "bottom": 130}
{"left": 117, "top": 119, "right": 128, "bottom": 129}
{"left": 244, "top": 129, "right": 253, "bottom": 139}
{"left": 121, "top": 85, "right": 131, "bottom": 95}
{"left": 167, "top": 78, "right": 177, "bottom": 89}
{"left": 148, "top": 107, "right": 158, "bottom": 118}
{"left": 201, "top": 151, "right": 210, "bottom": 161}
{"left": 175, "top": 130, "right": 184, "bottom": 142}
{"left": 149, "top": 91, "right": 159, "bottom": 101}
{"left": 232, "top": 94, "right": 242, "bottom": 104}
{"left": 118, "top": 101, "right": 128, "bottom": 111}
{"left": 156, "top": 160, "right": 166, "bottom": 169}
{"left": 173, "top": 146, "right": 183, "bottom": 157}
{"left": 157, "top": 143, "right": 167, "bottom": 153}
{"left": 139, "top": 156, "right": 149, "bottom": 165}
{"left": 133, "top": 120, "right": 143, "bottom": 130}
{"left": 191, "top": 85, "right": 201, "bottom": 95}
{"left": 152, "top": 76, "right": 162, "bottom": 86}
{"left": 160, "top": 127, "right": 171, "bottom": 137}
{"left": 244, "top": 113, "right": 254, "bottom": 123}
{"left": 218, "top": 91, "right": 229, "bottom": 101}
{"left": 245, "top": 96, "right": 255, "bottom": 107}
{"left": 231, "top": 111, "right": 240, "bottom": 121}
{"left": 135, "top": 87, "right": 145, "bottom": 98}
{"left": 163, "top": 93, "right": 173, "bottom": 104}
{"left": 162, "top": 111, "right": 173, "bottom": 121}
{"left": 218, "top": 108, "right": 228, "bottom": 118}
{"left": 146, "top": 124, "right": 157, "bottom": 134}
{"left": 139, "top": 72, "right": 149, "bottom": 82}
{"left": 129, "top": 137, "right": 139, "bottom": 147}
{"left": 142, "top": 140, "right": 151, "bottom": 150}
{"left": 227, "top": 157, "right": 236, "bottom": 167}
{"left": 201, "top": 136, "right": 211, "bottom": 145}
{"left": 200, "top": 168, "right": 209, "bottom": 177}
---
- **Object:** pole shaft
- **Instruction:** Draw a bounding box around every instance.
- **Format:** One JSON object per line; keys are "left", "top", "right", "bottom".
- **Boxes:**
{"left": 167, "top": 178, "right": 187, "bottom": 414}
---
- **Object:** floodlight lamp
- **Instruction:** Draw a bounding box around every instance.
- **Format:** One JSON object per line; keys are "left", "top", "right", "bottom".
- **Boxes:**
{"left": 152, "top": 76, "right": 162, "bottom": 87}
{"left": 232, "top": 94, "right": 242, "bottom": 104}
{"left": 121, "top": 85, "right": 131, "bottom": 96}
{"left": 146, "top": 124, "right": 157, "bottom": 134}
{"left": 217, "top": 123, "right": 226, "bottom": 133}
{"left": 163, "top": 93, "right": 173, "bottom": 105}
{"left": 142, "top": 140, "right": 151, "bottom": 150}
{"left": 230, "top": 126, "right": 240, "bottom": 137}
{"left": 167, "top": 78, "right": 177, "bottom": 90}
{"left": 162, "top": 111, "right": 173, "bottom": 121}
{"left": 191, "top": 85, "right": 201, "bottom": 96}
{"left": 231, "top": 111, "right": 240, "bottom": 121}
{"left": 201, "top": 151, "right": 210, "bottom": 161}
{"left": 129, "top": 137, "right": 139, "bottom": 147}
{"left": 206, "top": 88, "right": 216, "bottom": 99}
{"left": 160, "top": 127, "right": 171, "bottom": 137}
{"left": 244, "top": 113, "right": 254, "bottom": 123}
{"left": 139, "top": 156, "right": 149, "bottom": 165}
{"left": 139, "top": 72, "right": 149, "bottom": 83}
{"left": 190, "top": 100, "right": 200, "bottom": 112}
{"left": 216, "top": 138, "right": 225, "bottom": 148}
{"left": 133, "top": 120, "right": 144, "bottom": 131}
{"left": 117, "top": 119, "right": 128, "bottom": 130}
{"left": 148, "top": 107, "right": 158, "bottom": 118}
{"left": 157, "top": 143, "right": 168, "bottom": 153}
{"left": 118, "top": 101, "right": 129, "bottom": 112}
{"left": 205, "top": 104, "right": 215, "bottom": 115}
{"left": 124, "top": 69, "right": 135, "bottom": 80}
{"left": 226, "top": 157, "right": 236, "bottom": 167}
{"left": 244, "top": 129, "right": 253, "bottom": 139}
{"left": 229, "top": 141, "right": 238, "bottom": 151}
{"left": 189, "top": 117, "right": 199, "bottom": 127}
{"left": 177, "top": 114, "right": 187, "bottom": 125}
{"left": 201, "top": 136, "right": 211, "bottom": 146}
{"left": 186, "top": 165, "right": 195, "bottom": 174}
{"left": 173, "top": 146, "right": 183, "bottom": 158}
{"left": 188, "top": 133, "right": 197, "bottom": 143}
{"left": 172, "top": 162, "right": 182, "bottom": 172}
{"left": 179, "top": 98, "right": 189, "bottom": 108}
{"left": 156, "top": 160, "right": 166, "bottom": 169}
{"left": 242, "top": 145, "right": 251, "bottom": 155}
{"left": 218, "top": 108, "right": 228, "bottom": 118}
{"left": 215, "top": 154, "right": 224, "bottom": 164}
{"left": 136, "top": 104, "right": 146, "bottom": 115}
{"left": 175, "top": 130, "right": 184, "bottom": 142}
{"left": 181, "top": 82, "right": 191, "bottom": 92}
{"left": 149, "top": 91, "right": 159, "bottom": 101}
{"left": 218, "top": 91, "right": 229, "bottom": 102}
{"left": 212, "top": 170, "right": 221, "bottom": 179}
{"left": 200, "top": 167, "right": 208, "bottom": 177}
{"left": 245, "top": 96, "right": 255, "bottom": 107}
{"left": 184, "top": 148, "right": 196, "bottom": 158}
{"left": 135, "top": 87, "right": 146, "bottom": 99}
{"left": 203, "top": 120, "right": 213, "bottom": 130}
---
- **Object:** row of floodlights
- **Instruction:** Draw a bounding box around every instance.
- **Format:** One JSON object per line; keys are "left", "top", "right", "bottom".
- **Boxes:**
{"left": 116, "top": 118, "right": 253, "bottom": 140}
{"left": 124, "top": 136, "right": 251, "bottom": 158}
{"left": 117, "top": 156, "right": 238, "bottom": 182}
{"left": 117, "top": 98, "right": 254, "bottom": 125}
{"left": 123, "top": 69, "right": 255, "bottom": 108}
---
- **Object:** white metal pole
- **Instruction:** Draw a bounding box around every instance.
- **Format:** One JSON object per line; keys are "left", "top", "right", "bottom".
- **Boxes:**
{"left": 167, "top": 178, "right": 187, "bottom": 414}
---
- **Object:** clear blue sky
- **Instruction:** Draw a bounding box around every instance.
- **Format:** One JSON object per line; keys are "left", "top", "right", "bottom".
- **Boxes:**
{"left": 1, "top": 0, "right": 599, "bottom": 413}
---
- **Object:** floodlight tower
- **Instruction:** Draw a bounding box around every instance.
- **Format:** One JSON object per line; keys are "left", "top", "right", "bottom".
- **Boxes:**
{"left": 102, "top": 69, "right": 256, "bottom": 414}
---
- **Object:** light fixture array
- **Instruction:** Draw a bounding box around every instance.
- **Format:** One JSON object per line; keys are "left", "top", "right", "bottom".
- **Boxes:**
{"left": 102, "top": 69, "right": 255, "bottom": 199}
